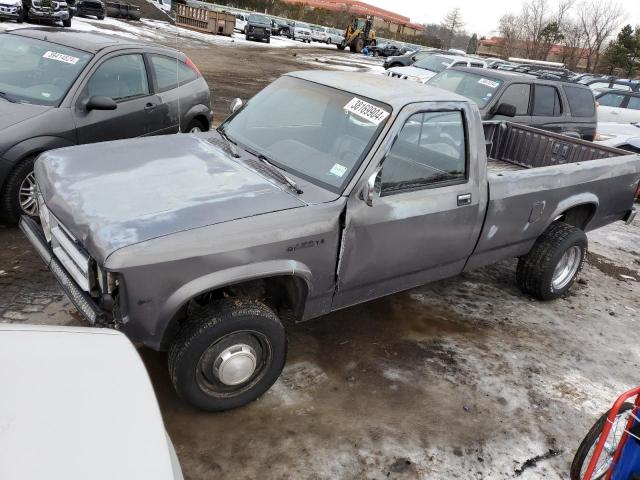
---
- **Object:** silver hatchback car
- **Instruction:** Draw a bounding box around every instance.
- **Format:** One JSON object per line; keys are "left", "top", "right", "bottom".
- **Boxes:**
{"left": 0, "top": 28, "right": 213, "bottom": 223}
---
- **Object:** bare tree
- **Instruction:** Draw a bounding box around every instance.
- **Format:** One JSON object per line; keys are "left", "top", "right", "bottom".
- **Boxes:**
{"left": 560, "top": 18, "right": 586, "bottom": 70}
{"left": 498, "top": 13, "right": 525, "bottom": 58}
{"left": 520, "top": 0, "right": 550, "bottom": 59}
{"left": 441, "top": 8, "right": 464, "bottom": 49}
{"left": 577, "top": 0, "right": 624, "bottom": 71}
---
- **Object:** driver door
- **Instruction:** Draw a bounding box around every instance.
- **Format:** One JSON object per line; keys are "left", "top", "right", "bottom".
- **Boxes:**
{"left": 333, "top": 103, "right": 486, "bottom": 309}
{"left": 73, "top": 52, "right": 159, "bottom": 144}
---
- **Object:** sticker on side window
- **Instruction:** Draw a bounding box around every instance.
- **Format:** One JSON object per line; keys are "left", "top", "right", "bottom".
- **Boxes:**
{"left": 42, "top": 51, "right": 80, "bottom": 65}
{"left": 344, "top": 97, "right": 389, "bottom": 125}
{"left": 478, "top": 78, "right": 500, "bottom": 89}
{"left": 329, "top": 163, "right": 347, "bottom": 177}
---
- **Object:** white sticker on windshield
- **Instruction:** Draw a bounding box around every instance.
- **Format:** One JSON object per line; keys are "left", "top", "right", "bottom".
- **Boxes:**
{"left": 344, "top": 97, "right": 389, "bottom": 125}
{"left": 329, "top": 163, "right": 347, "bottom": 177}
{"left": 478, "top": 78, "right": 500, "bottom": 89}
{"left": 42, "top": 51, "right": 79, "bottom": 65}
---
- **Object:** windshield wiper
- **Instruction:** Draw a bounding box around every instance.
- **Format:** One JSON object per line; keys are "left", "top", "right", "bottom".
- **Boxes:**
{"left": 254, "top": 153, "right": 303, "bottom": 194}
{"left": 216, "top": 126, "right": 240, "bottom": 158}
{"left": 0, "top": 91, "right": 17, "bottom": 103}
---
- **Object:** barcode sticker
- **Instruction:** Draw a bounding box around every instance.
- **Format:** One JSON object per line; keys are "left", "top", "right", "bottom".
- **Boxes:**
{"left": 478, "top": 78, "right": 500, "bottom": 89}
{"left": 329, "top": 163, "right": 347, "bottom": 177}
{"left": 344, "top": 97, "right": 389, "bottom": 125}
{"left": 42, "top": 51, "right": 79, "bottom": 65}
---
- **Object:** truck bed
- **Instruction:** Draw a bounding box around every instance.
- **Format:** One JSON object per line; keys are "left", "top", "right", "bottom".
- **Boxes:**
{"left": 483, "top": 122, "right": 623, "bottom": 169}
{"left": 466, "top": 122, "right": 640, "bottom": 272}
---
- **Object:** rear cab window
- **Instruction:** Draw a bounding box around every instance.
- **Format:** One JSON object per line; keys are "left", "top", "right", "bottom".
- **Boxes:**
{"left": 563, "top": 86, "right": 596, "bottom": 117}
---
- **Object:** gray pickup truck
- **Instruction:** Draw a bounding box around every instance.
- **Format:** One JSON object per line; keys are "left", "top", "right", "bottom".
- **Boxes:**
{"left": 21, "top": 71, "right": 640, "bottom": 411}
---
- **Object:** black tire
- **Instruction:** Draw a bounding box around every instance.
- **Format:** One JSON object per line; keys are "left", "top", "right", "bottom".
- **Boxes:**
{"left": 183, "top": 118, "right": 207, "bottom": 133}
{"left": 326, "top": 38, "right": 331, "bottom": 44}
{"left": 168, "top": 299, "right": 287, "bottom": 411}
{"left": 337, "top": 43, "right": 345, "bottom": 50}
{"left": 0, "top": 156, "right": 37, "bottom": 224}
{"left": 97, "top": 14, "right": 104, "bottom": 20}
{"left": 17, "top": 9, "right": 23, "bottom": 22}
{"left": 62, "top": 17, "right": 71, "bottom": 27}
{"left": 570, "top": 403, "right": 634, "bottom": 480}
{"left": 516, "top": 221, "right": 587, "bottom": 300}
{"left": 266, "top": 37, "right": 270, "bottom": 43}
{"left": 351, "top": 37, "right": 364, "bottom": 53}
{"left": 373, "top": 50, "right": 379, "bottom": 57}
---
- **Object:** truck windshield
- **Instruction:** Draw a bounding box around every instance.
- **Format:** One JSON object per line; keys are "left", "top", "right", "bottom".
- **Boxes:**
{"left": 221, "top": 76, "right": 391, "bottom": 192}
{"left": 248, "top": 14, "right": 269, "bottom": 24}
{"left": 413, "top": 55, "right": 452, "bottom": 74}
{"left": 0, "top": 34, "right": 93, "bottom": 106}
{"left": 427, "top": 70, "right": 504, "bottom": 108}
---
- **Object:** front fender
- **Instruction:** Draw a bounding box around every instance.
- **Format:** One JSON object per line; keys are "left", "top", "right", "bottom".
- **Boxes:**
{"left": 134, "top": 260, "right": 314, "bottom": 350}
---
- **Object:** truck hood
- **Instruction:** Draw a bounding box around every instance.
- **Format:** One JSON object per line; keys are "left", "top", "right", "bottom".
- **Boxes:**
{"left": 387, "top": 65, "right": 436, "bottom": 83}
{"left": 35, "top": 134, "right": 306, "bottom": 263}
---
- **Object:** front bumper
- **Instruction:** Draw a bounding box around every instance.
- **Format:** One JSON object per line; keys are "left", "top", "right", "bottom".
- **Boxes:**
{"left": 0, "top": 7, "right": 21, "bottom": 19}
{"left": 29, "top": 7, "right": 69, "bottom": 19}
{"left": 19, "top": 216, "right": 105, "bottom": 325}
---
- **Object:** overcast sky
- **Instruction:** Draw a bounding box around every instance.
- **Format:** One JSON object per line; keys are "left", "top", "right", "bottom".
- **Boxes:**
{"left": 364, "top": 0, "right": 640, "bottom": 37}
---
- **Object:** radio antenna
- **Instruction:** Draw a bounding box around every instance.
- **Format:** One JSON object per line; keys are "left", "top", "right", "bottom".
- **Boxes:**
{"left": 175, "top": 16, "right": 182, "bottom": 133}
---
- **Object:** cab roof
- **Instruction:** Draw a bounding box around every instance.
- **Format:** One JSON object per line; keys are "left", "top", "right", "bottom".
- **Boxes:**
{"left": 5, "top": 27, "right": 162, "bottom": 54}
{"left": 287, "top": 70, "right": 471, "bottom": 109}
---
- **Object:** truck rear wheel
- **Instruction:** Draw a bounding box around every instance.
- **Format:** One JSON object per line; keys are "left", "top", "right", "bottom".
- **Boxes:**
{"left": 168, "top": 299, "right": 287, "bottom": 411}
{"left": 516, "top": 221, "right": 587, "bottom": 300}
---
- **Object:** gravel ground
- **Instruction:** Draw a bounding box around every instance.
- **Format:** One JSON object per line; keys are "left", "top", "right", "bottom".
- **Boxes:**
{"left": 1, "top": 16, "right": 640, "bottom": 480}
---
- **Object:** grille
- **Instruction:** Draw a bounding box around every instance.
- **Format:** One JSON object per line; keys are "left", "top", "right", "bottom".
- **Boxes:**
{"left": 51, "top": 221, "right": 91, "bottom": 291}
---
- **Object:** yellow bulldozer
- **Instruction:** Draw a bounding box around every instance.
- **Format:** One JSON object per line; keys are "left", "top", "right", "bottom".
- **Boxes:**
{"left": 338, "top": 17, "right": 376, "bottom": 53}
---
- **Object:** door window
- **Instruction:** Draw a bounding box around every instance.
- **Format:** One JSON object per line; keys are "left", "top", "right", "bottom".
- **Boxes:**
{"left": 598, "top": 92, "right": 626, "bottom": 108}
{"left": 532, "top": 85, "right": 562, "bottom": 116}
{"left": 149, "top": 54, "right": 198, "bottom": 92}
{"left": 498, "top": 84, "right": 531, "bottom": 115}
{"left": 86, "top": 54, "right": 149, "bottom": 101}
{"left": 381, "top": 111, "right": 466, "bottom": 195}
{"left": 626, "top": 96, "right": 640, "bottom": 110}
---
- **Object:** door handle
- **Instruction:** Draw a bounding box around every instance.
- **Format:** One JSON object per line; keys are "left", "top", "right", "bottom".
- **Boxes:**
{"left": 457, "top": 193, "right": 472, "bottom": 206}
{"left": 144, "top": 102, "right": 157, "bottom": 110}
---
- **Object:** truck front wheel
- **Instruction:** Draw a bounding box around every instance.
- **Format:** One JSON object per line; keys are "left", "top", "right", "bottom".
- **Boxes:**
{"left": 516, "top": 221, "right": 587, "bottom": 300}
{"left": 168, "top": 299, "right": 287, "bottom": 411}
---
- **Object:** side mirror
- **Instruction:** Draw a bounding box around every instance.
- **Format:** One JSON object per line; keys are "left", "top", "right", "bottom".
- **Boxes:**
{"left": 86, "top": 96, "right": 117, "bottom": 111}
{"left": 230, "top": 98, "right": 243, "bottom": 113}
{"left": 360, "top": 167, "right": 382, "bottom": 207}
{"left": 492, "top": 102, "right": 517, "bottom": 117}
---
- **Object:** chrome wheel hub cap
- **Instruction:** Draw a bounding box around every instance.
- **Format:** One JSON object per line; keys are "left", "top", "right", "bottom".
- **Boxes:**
{"left": 189, "top": 126, "right": 202, "bottom": 133}
{"left": 214, "top": 344, "right": 257, "bottom": 386}
{"left": 552, "top": 245, "right": 581, "bottom": 290}
{"left": 19, "top": 171, "right": 38, "bottom": 216}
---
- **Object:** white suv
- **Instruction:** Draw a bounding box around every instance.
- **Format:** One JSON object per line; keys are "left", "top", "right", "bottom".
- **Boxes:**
{"left": 387, "top": 54, "right": 486, "bottom": 83}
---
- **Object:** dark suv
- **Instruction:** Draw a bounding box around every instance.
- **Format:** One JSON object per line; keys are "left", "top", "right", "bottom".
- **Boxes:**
{"left": 0, "top": 28, "right": 213, "bottom": 223}
{"left": 428, "top": 67, "right": 597, "bottom": 141}
{"left": 245, "top": 13, "right": 271, "bottom": 43}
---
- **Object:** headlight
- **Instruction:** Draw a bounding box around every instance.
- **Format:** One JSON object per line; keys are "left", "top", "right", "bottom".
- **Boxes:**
{"left": 594, "top": 133, "right": 615, "bottom": 141}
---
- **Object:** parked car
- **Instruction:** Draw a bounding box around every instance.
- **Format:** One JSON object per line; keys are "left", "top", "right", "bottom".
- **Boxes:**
{"left": 245, "top": 13, "right": 270, "bottom": 43}
{"left": 23, "top": 71, "right": 640, "bottom": 412}
{"left": 234, "top": 12, "right": 248, "bottom": 32}
{"left": 427, "top": 67, "right": 598, "bottom": 140}
{"left": 286, "top": 20, "right": 312, "bottom": 42}
{"left": 72, "top": 0, "right": 104, "bottom": 19}
{"left": 583, "top": 77, "right": 640, "bottom": 93}
{"left": 382, "top": 48, "right": 445, "bottom": 69}
{"left": 595, "top": 122, "right": 640, "bottom": 153}
{"left": 596, "top": 90, "right": 640, "bottom": 124}
{"left": 369, "top": 43, "right": 408, "bottom": 57}
{"left": 0, "top": 28, "right": 213, "bottom": 223}
{"left": 386, "top": 53, "right": 486, "bottom": 82}
{"left": 0, "top": 324, "right": 184, "bottom": 480}
{"left": 0, "top": 0, "right": 23, "bottom": 22}
{"left": 270, "top": 17, "right": 285, "bottom": 36}
{"left": 22, "top": 0, "right": 71, "bottom": 26}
